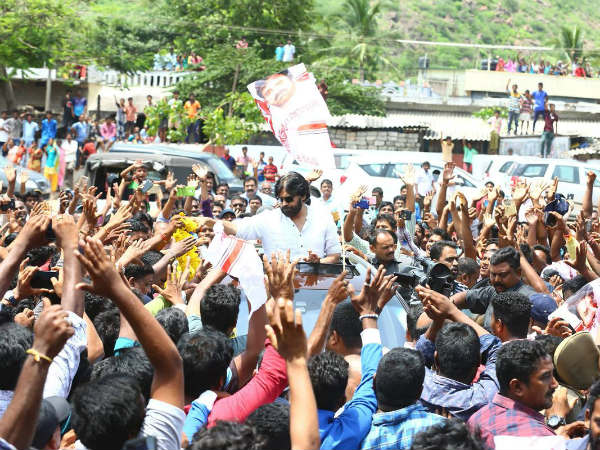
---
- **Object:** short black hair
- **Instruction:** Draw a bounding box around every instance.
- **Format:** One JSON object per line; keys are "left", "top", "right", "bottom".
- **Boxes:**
{"left": 407, "top": 303, "right": 427, "bottom": 342}
{"left": 379, "top": 200, "right": 393, "bottom": 211}
{"left": 249, "top": 194, "right": 262, "bottom": 205}
{"left": 244, "top": 177, "right": 258, "bottom": 186}
{"left": 435, "top": 323, "right": 480, "bottom": 384}
{"left": 230, "top": 195, "right": 248, "bottom": 206}
{"left": 200, "top": 284, "right": 241, "bottom": 333}
{"left": 141, "top": 250, "right": 164, "bottom": 267}
{"left": 274, "top": 171, "right": 310, "bottom": 203}
{"left": 586, "top": 379, "right": 600, "bottom": 417}
{"left": 432, "top": 227, "right": 451, "bottom": 241}
{"left": 127, "top": 220, "right": 150, "bottom": 234}
{"left": 563, "top": 275, "right": 587, "bottom": 299}
{"left": 321, "top": 179, "right": 332, "bottom": 188}
{"left": 330, "top": 301, "right": 362, "bottom": 349}
{"left": 191, "top": 420, "right": 263, "bottom": 450}
{"left": 72, "top": 375, "right": 146, "bottom": 450}
{"left": 368, "top": 228, "right": 397, "bottom": 246}
{"left": 534, "top": 333, "right": 562, "bottom": 361}
{"left": 308, "top": 350, "right": 348, "bottom": 411}
{"left": 156, "top": 307, "right": 189, "bottom": 343}
{"left": 93, "top": 309, "right": 120, "bottom": 358}
{"left": 124, "top": 263, "right": 154, "bottom": 281}
{"left": 372, "top": 187, "right": 383, "bottom": 196}
{"left": 84, "top": 292, "right": 114, "bottom": 322}
{"left": 371, "top": 213, "right": 395, "bottom": 230}
{"left": 90, "top": 347, "right": 153, "bottom": 401}
{"left": 492, "top": 292, "right": 532, "bottom": 339}
{"left": 410, "top": 419, "right": 488, "bottom": 450}
{"left": 375, "top": 348, "right": 424, "bottom": 411}
{"left": 457, "top": 257, "right": 479, "bottom": 276}
{"left": 178, "top": 329, "right": 234, "bottom": 399}
{"left": 496, "top": 339, "right": 549, "bottom": 395}
{"left": 490, "top": 246, "right": 520, "bottom": 270}
{"left": 532, "top": 245, "right": 552, "bottom": 265}
{"left": 430, "top": 240, "right": 457, "bottom": 261}
{"left": 0, "top": 323, "right": 33, "bottom": 390}
{"left": 393, "top": 194, "right": 407, "bottom": 204}
{"left": 246, "top": 402, "right": 290, "bottom": 450}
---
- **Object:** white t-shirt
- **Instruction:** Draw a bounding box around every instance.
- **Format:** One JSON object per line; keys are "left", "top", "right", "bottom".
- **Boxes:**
{"left": 416, "top": 168, "right": 434, "bottom": 196}
{"left": 282, "top": 44, "right": 295, "bottom": 62}
{"left": 0, "top": 119, "right": 8, "bottom": 142}
{"left": 236, "top": 202, "right": 341, "bottom": 259}
{"left": 62, "top": 139, "right": 78, "bottom": 165}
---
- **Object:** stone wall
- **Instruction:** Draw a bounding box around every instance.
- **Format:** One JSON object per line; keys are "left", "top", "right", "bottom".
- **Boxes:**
{"left": 329, "top": 128, "right": 420, "bottom": 151}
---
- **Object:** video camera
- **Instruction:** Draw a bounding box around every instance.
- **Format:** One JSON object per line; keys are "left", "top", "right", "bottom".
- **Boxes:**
{"left": 394, "top": 262, "right": 455, "bottom": 298}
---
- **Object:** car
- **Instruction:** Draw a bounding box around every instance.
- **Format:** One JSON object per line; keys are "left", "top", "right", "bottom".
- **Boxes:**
{"left": 233, "top": 253, "right": 408, "bottom": 349}
{"left": 0, "top": 157, "right": 51, "bottom": 197}
{"left": 336, "top": 154, "right": 485, "bottom": 204}
{"left": 84, "top": 151, "right": 212, "bottom": 198}
{"left": 507, "top": 157, "right": 600, "bottom": 205}
{"left": 109, "top": 143, "right": 243, "bottom": 194}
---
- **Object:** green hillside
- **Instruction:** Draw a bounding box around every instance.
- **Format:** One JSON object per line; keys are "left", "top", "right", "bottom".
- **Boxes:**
{"left": 316, "top": 0, "right": 600, "bottom": 77}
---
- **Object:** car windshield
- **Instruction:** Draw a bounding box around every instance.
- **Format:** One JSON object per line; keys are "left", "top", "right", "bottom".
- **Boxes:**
{"left": 205, "top": 157, "right": 238, "bottom": 181}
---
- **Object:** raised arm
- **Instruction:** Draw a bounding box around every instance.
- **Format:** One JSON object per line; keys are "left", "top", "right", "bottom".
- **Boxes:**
{"left": 53, "top": 215, "right": 85, "bottom": 317}
{"left": 0, "top": 301, "right": 74, "bottom": 450}
{"left": 436, "top": 163, "right": 454, "bottom": 219}
{"left": 76, "top": 237, "right": 184, "bottom": 409}
{"left": 583, "top": 171, "right": 596, "bottom": 219}
{"left": 459, "top": 201, "right": 477, "bottom": 260}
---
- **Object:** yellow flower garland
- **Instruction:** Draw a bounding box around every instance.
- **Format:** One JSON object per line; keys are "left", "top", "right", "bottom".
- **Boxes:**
{"left": 171, "top": 213, "right": 202, "bottom": 280}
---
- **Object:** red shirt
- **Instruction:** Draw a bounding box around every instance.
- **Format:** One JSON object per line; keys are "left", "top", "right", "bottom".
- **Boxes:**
{"left": 207, "top": 342, "right": 287, "bottom": 427}
{"left": 543, "top": 111, "right": 558, "bottom": 132}
{"left": 82, "top": 142, "right": 96, "bottom": 156}
{"left": 468, "top": 393, "right": 554, "bottom": 449}
{"left": 263, "top": 163, "right": 278, "bottom": 182}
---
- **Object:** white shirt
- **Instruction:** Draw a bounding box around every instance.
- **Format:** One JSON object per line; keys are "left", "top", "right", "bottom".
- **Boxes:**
{"left": 0, "top": 119, "right": 8, "bottom": 142}
{"left": 61, "top": 139, "right": 78, "bottom": 165}
{"left": 236, "top": 202, "right": 341, "bottom": 259}
{"left": 416, "top": 168, "right": 434, "bottom": 196}
{"left": 282, "top": 44, "right": 295, "bottom": 62}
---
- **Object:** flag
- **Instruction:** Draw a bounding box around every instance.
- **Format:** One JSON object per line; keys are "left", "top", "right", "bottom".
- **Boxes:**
{"left": 206, "top": 223, "right": 267, "bottom": 314}
{"left": 247, "top": 63, "right": 335, "bottom": 169}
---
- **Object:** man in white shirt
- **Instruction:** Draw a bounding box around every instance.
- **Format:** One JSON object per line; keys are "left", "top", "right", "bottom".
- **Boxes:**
{"left": 282, "top": 40, "right": 296, "bottom": 62}
{"left": 0, "top": 111, "right": 9, "bottom": 148}
{"left": 198, "top": 172, "right": 341, "bottom": 262}
{"left": 416, "top": 161, "right": 434, "bottom": 201}
{"left": 61, "top": 133, "right": 78, "bottom": 188}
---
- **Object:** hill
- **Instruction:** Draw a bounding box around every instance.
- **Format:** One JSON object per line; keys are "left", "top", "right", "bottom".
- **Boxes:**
{"left": 316, "top": 0, "right": 600, "bottom": 76}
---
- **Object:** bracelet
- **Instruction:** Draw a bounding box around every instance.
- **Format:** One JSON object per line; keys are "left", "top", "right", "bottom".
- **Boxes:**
{"left": 359, "top": 313, "right": 379, "bottom": 321}
{"left": 27, "top": 348, "right": 53, "bottom": 364}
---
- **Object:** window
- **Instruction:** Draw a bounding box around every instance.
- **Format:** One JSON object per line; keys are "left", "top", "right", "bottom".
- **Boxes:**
{"left": 589, "top": 168, "right": 600, "bottom": 187}
{"left": 515, "top": 164, "right": 548, "bottom": 178}
{"left": 388, "top": 163, "right": 408, "bottom": 179}
{"left": 499, "top": 162, "right": 514, "bottom": 173}
{"left": 334, "top": 154, "right": 352, "bottom": 170}
{"left": 454, "top": 175, "right": 475, "bottom": 187}
{"left": 360, "top": 163, "right": 388, "bottom": 177}
{"left": 552, "top": 165, "right": 579, "bottom": 184}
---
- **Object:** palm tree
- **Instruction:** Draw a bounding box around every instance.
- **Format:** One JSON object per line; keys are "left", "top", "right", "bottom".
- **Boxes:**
{"left": 555, "top": 26, "right": 584, "bottom": 65}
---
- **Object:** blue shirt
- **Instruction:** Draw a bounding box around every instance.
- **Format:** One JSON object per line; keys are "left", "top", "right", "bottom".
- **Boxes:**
{"left": 318, "top": 331, "right": 382, "bottom": 450}
{"left": 221, "top": 155, "right": 236, "bottom": 171}
{"left": 417, "top": 333, "right": 501, "bottom": 421}
{"left": 72, "top": 121, "right": 90, "bottom": 143}
{"left": 73, "top": 96, "right": 87, "bottom": 117}
{"left": 360, "top": 404, "right": 445, "bottom": 450}
{"left": 532, "top": 90, "right": 548, "bottom": 111}
{"left": 22, "top": 121, "right": 39, "bottom": 142}
{"left": 275, "top": 46, "right": 284, "bottom": 61}
{"left": 41, "top": 118, "right": 57, "bottom": 140}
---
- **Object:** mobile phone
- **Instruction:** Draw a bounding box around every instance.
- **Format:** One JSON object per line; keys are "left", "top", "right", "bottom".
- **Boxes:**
{"left": 46, "top": 223, "right": 56, "bottom": 241}
{"left": 354, "top": 199, "right": 369, "bottom": 209}
{"left": 176, "top": 186, "right": 195, "bottom": 197}
{"left": 140, "top": 179, "right": 153, "bottom": 193}
{"left": 0, "top": 198, "right": 15, "bottom": 212}
{"left": 31, "top": 271, "right": 58, "bottom": 290}
{"left": 504, "top": 200, "right": 517, "bottom": 217}
{"left": 545, "top": 211, "right": 557, "bottom": 227}
{"left": 400, "top": 210, "right": 412, "bottom": 220}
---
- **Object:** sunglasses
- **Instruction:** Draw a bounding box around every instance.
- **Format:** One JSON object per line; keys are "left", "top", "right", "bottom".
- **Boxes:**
{"left": 279, "top": 196, "right": 296, "bottom": 203}
{"left": 232, "top": 203, "right": 245, "bottom": 208}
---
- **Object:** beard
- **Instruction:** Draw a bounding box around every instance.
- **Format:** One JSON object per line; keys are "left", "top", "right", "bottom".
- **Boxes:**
{"left": 281, "top": 201, "right": 302, "bottom": 218}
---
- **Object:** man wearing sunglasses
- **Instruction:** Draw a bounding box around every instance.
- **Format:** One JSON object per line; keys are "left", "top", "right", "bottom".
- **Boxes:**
{"left": 196, "top": 171, "right": 341, "bottom": 263}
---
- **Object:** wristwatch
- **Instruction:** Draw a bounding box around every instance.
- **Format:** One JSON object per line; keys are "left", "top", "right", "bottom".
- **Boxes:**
{"left": 546, "top": 415, "right": 566, "bottom": 429}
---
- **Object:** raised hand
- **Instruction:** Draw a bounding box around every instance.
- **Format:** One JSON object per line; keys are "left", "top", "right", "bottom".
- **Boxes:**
{"left": 401, "top": 164, "right": 416, "bottom": 185}
{"left": 587, "top": 171, "right": 597, "bottom": 186}
{"left": 117, "top": 238, "right": 147, "bottom": 266}
{"left": 166, "top": 236, "right": 197, "bottom": 259}
{"left": 263, "top": 250, "right": 298, "bottom": 301}
{"left": 442, "top": 162, "right": 455, "bottom": 184}
{"left": 548, "top": 177, "right": 559, "bottom": 200}
{"left": 13, "top": 215, "right": 50, "bottom": 250}
{"left": 164, "top": 171, "right": 178, "bottom": 192}
{"left": 33, "top": 299, "right": 75, "bottom": 360}
{"left": 192, "top": 164, "right": 208, "bottom": 180}
{"left": 305, "top": 169, "right": 323, "bottom": 183}
{"left": 105, "top": 203, "right": 133, "bottom": 231}
{"left": 75, "top": 236, "right": 128, "bottom": 298}
{"left": 529, "top": 180, "right": 550, "bottom": 202}
{"left": 351, "top": 265, "right": 387, "bottom": 315}
{"left": 152, "top": 260, "right": 189, "bottom": 305}
{"left": 325, "top": 271, "right": 352, "bottom": 304}
{"left": 13, "top": 258, "right": 54, "bottom": 301}
{"left": 482, "top": 212, "right": 495, "bottom": 228}
{"left": 4, "top": 166, "right": 16, "bottom": 185}
{"left": 415, "top": 285, "right": 455, "bottom": 322}
{"left": 265, "top": 297, "right": 307, "bottom": 362}
{"left": 512, "top": 181, "right": 530, "bottom": 205}
{"left": 525, "top": 208, "right": 540, "bottom": 226}
{"left": 564, "top": 241, "right": 588, "bottom": 275}
{"left": 52, "top": 214, "right": 78, "bottom": 249}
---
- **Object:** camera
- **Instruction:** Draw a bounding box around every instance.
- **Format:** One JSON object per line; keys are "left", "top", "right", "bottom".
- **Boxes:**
{"left": 394, "top": 262, "right": 455, "bottom": 299}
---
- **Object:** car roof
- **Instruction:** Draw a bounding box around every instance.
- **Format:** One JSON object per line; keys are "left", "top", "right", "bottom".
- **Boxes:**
{"left": 87, "top": 151, "right": 200, "bottom": 166}
{"left": 110, "top": 143, "right": 218, "bottom": 161}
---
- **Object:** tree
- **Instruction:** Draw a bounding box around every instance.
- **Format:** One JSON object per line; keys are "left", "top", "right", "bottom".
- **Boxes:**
{"left": 0, "top": 0, "right": 80, "bottom": 110}
{"left": 318, "top": 71, "right": 385, "bottom": 116}
{"left": 554, "top": 26, "right": 585, "bottom": 65}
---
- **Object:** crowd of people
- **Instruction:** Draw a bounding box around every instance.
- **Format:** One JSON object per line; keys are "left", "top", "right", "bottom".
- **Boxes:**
{"left": 153, "top": 48, "right": 206, "bottom": 71}
{"left": 1, "top": 148, "right": 600, "bottom": 450}
{"left": 485, "top": 54, "right": 597, "bottom": 78}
